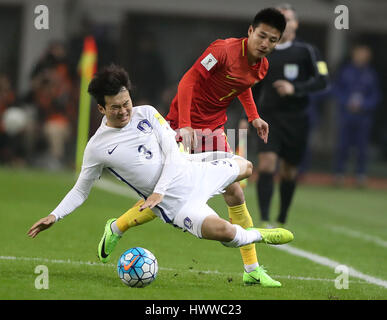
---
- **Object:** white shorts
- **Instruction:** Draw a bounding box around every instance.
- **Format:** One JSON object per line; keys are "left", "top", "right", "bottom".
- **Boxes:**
{"left": 173, "top": 203, "right": 218, "bottom": 238}
{"left": 165, "top": 157, "right": 240, "bottom": 238}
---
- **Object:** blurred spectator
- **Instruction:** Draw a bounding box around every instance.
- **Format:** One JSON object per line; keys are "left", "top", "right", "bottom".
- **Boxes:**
{"left": 28, "top": 41, "right": 78, "bottom": 170}
{"left": 0, "top": 74, "right": 26, "bottom": 165}
{"left": 333, "top": 44, "right": 381, "bottom": 187}
{"left": 31, "top": 41, "right": 68, "bottom": 79}
{"left": 298, "top": 89, "right": 331, "bottom": 176}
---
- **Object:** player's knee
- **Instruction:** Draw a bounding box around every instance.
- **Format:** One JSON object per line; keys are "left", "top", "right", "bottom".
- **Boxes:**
{"left": 235, "top": 158, "right": 253, "bottom": 180}
{"left": 224, "top": 182, "right": 245, "bottom": 205}
{"left": 243, "top": 159, "right": 253, "bottom": 178}
{"left": 217, "top": 220, "right": 235, "bottom": 242}
{"left": 280, "top": 161, "right": 298, "bottom": 180}
{"left": 258, "top": 152, "right": 277, "bottom": 173}
{"left": 201, "top": 216, "right": 235, "bottom": 242}
{"left": 246, "top": 160, "right": 253, "bottom": 177}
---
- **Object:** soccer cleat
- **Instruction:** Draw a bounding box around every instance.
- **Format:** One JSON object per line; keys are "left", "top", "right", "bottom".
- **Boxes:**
{"left": 98, "top": 218, "right": 122, "bottom": 263}
{"left": 248, "top": 227, "right": 294, "bottom": 245}
{"left": 243, "top": 266, "right": 281, "bottom": 287}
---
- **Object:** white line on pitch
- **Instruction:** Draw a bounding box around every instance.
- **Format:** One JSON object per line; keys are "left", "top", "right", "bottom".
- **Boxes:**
{"left": 273, "top": 244, "right": 387, "bottom": 289}
{"left": 326, "top": 225, "right": 387, "bottom": 248}
{"left": 0, "top": 255, "right": 368, "bottom": 285}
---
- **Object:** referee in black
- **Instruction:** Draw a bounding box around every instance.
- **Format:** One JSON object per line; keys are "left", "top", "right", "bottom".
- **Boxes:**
{"left": 249, "top": 4, "right": 329, "bottom": 227}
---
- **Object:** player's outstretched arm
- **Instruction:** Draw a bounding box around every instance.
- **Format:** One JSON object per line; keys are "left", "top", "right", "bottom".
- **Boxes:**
{"left": 27, "top": 214, "right": 56, "bottom": 238}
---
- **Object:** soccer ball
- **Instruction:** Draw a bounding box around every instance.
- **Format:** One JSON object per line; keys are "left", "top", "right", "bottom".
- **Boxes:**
{"left": 117, "top": 247, "right": 158, "bottom": 288}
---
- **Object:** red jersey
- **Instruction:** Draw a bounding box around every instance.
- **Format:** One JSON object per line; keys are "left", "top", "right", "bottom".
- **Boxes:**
{"left": 166, "top": 38, "right": 269, "bottom": 131}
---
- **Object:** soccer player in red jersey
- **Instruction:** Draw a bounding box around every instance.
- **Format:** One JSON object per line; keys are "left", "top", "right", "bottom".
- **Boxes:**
{"left": 99, "top": 8, "right": 287, "bottom": 287}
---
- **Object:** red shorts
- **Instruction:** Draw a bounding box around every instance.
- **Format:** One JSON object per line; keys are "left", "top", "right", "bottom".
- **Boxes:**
{"left": 176, "top": 127, "right": 232, "bottom": 153}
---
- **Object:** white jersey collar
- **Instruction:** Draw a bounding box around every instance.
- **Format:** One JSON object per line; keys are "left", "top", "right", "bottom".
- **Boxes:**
{"left": 275, "top": 41, "right": 293, "bottom": 50}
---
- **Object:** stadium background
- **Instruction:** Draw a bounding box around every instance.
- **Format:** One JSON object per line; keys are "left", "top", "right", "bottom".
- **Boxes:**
{"left": 0, "top": 0, "right": 386, "bottom": 178}
{"left": 0, "top": 0, "right": 386, "bottom": 301}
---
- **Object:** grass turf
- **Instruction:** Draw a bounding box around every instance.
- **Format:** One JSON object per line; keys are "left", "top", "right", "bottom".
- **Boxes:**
{"left": 1, "top": 167, "right": 386, "bottom": 300}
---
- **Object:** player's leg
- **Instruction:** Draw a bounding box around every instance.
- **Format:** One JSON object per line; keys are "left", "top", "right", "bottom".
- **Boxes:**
{"left": 276, "top": 118, "right": 308, "bottom": 226}
{"left": 174, "top": 157, "right": 293, "bottom": 287}
{"left": 256, "top": 124, "right": 280, "bottom": 227}
{"left": 222, "top": 157, "right": 259, "bottom": 269}
{"left": 256, "top": 151, "right": 278, "bottom": 226}
{"left": 211, "top": 131, "right": 281, "bottom": 285}
{"left": 202, "top": 216, "right": 291, "bottom": 288}
{"left": 115, "top": 199, "right": 157, "bottom": 233}
{"left": 200, "top": 214, "right": 293, "bottom": 246}
{"left": 277, "top": 159, "right": 298, "bottom": 225}
{"left": 219, "top": 156, "right": 286, "bottom": 287}
{"left": 98, "top": 199, "right": 157, "bottom": 263}
{"left": 186, "top": 149, "right": 262, "bottom": 275}
{"left": 223, "top": 177, "right": 284, "bottom": 287}
{"left": 172, "top": 201, "right": 293, "bottom": 247}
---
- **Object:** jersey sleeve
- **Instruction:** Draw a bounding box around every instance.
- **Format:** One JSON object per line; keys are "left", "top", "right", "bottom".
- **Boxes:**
{"left": 177, "top": 41, "right": 227, "bottom": 128}
{"left": 293, "top": 45, "right": 329, "bottom": 96}
{"left": 49, "top": 144, "right": 104, "bottom": 221}
{"left": 237, "top": 88, "right": 260, "bottom": 121}
{"left": 146, "top": 106, "right": 183, "bottom": 195}
{"left": 177, "top": 68, "right": 200, "bottom": 128}
{"left": 192, "top": 40, "right": 227, "bottom": 78}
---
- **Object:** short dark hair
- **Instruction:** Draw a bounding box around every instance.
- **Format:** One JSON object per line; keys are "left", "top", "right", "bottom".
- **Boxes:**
{"left": 251, "top": 8, "right": 287, "bottom": 36}
{"left": 88, "top": 64, "right": 132, "bottom": 107}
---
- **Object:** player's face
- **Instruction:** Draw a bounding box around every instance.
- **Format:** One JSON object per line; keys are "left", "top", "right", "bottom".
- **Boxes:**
{"left": 247, "top": 23, "right": 281, "bottom": 62}
{"left": 98, "top": 88, "right": 133, "bottom": 128}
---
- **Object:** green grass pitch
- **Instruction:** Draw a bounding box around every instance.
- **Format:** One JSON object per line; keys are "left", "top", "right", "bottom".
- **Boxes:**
{"left": 1, "top": 167, "right": 386, "bottom": 300}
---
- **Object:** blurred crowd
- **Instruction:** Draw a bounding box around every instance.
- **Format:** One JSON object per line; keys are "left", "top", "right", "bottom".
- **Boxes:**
{"left": 0, "top": 29, "right": 173, "bottom": 171}
{"left": 0, "top": 35, "right": 383, "bottom": 185}
{"left": 0, "top": 42, "right": 78, "bottom": 170}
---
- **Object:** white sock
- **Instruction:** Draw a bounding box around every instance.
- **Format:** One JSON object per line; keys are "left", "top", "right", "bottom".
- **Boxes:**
{"left": 222, "top": 225, "right": 262, "bottom": 248}
{"left": 110, "top": 221, "right": 123, "bottom": 236}
{"left": 244, "top": 263, "right": 259, "bottom": 273}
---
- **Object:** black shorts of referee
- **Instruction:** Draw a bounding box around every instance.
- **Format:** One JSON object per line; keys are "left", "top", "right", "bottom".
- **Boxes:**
{"left": 257, "top": 113, "right": 309, "bottom": 166}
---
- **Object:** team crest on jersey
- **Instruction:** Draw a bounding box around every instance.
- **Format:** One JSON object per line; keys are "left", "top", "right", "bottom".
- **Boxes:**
{"left": 284, "top": 64, "right": 299, "bottom": 80}
{"left": 184, "top": 217, "right": 193, "bottom": 230}
{"left": 137, "top": 119, "right": 153, "bottom": 134}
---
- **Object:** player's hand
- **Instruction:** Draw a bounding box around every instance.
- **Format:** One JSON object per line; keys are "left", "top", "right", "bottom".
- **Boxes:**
{"left": 251, "top": 118, "right": 269, "bottom": 144}
{"left": 179, "top": 127, "right": 198, "bottom": 153}
{"left": 140, "top": 193, "right": 164, "bottom": 211}
{"left": 273, "top": 80, "right": 295, "bottom": 96}
{"left": 27, "top": 214, "right": 56, "bottom": 238}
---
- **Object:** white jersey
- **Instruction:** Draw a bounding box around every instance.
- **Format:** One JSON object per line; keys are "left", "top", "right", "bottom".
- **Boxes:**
{"left": 50, "top": 105, "right": 236, "bottom": 224}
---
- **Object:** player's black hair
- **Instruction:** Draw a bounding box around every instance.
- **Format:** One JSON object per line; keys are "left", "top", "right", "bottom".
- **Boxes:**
{"left": 88, "top": 64, "right": 132, "bottom": 108}
{"left": 251, "top": 8, "right": 287, "bottom": 36}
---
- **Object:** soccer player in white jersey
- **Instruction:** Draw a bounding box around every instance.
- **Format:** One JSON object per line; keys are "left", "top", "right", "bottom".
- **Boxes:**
{"left": 28, "top": 65, "right": 293, "bottom": 282}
